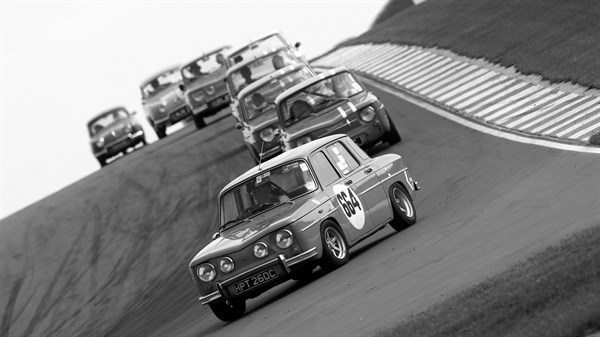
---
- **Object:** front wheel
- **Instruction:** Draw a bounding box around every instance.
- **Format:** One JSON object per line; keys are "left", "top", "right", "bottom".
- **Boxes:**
{"left": 384, "top": 113, "right": 401, "bottom": 145}
{"left": 194, "top": 115, "right": 207, "bottom": 129}
{"left": 319, "top": 221, "right": 349, "bottom": 272}
{"left": 154, "top": 125, "right": 167, "bottom": 139}
{"left": 209, "top": 299, "right": 246, "bottom": 322}
{"left": 388, "top": 183, "right": 416, "bottom": 231}
{"left": 97, "top": 157, "right": 107, "bottom": 168}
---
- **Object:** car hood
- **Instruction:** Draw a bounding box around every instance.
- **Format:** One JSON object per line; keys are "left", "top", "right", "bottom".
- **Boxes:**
{"left": 89, "top": 118, "right": 135, "bottom": 142}
{"left": 283, "top": 98, "right": 369, "bottom": 141}
{"left": 184, "top": 69, "right": 226, "bottom": 92}
{"left": 246, "top": 110, "right": 278, "bottom": 134}
{"left": 144, "top": 84, "right": 184, "bottom": 106}
{"left": 189, "top": 195, "right": 318, "bottom": 267}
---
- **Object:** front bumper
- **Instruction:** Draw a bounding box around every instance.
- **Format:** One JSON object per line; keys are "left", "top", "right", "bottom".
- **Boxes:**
{"left": 198, "top": 247, "right": 318, "bottom": 304}
{"left": 95, "top": 130, "right": 145, "bottom": 158}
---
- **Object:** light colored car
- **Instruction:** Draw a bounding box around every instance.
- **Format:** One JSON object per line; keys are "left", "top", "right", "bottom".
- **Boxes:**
{"left": 179, "top": 46, "right": 232, "bottom": 129}
{"left": 188, "top": 134, "right": 420, "bottom": 321}
{"left": 140, "top": 66, "right": 191, "bottom": 139}
{"left": 235, "top": 63, "right": 316, "bottom": 163}
{"left": 225, "top": 47, "right": 304, "bottom": 122}
{"left": 225, "top": 31, "right": 307, "bottom": 68}
{"left": 88, "top": 106, "right": 146, "bottom": 167}
{"left": 275, "top": 66, "right": 401, "bottom": 151}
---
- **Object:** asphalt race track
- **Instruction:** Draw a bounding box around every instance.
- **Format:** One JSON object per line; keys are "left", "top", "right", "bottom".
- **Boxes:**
{"left": 1, "top": 81, "right": 598, "bottom": 337}
{"left": 106, "top": 83, "right": 599, "bottom": 336}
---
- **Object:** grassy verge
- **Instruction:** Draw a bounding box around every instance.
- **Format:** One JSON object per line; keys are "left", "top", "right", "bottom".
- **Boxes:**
{"left": 375, "top": 224, "right": 600, "bottom": 337}
{"left": 342, "top": 0, "right": 600, "bottom": 90}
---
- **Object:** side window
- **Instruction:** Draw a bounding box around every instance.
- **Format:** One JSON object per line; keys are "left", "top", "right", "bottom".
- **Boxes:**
{"left": 325, "top": 142, "right": 359, "bottom": 175}
{"left": 345, "top": 138, "right": 370, "bottom": 161}
{"left": 310, "top": 151, "right": 340, "bottom": 187}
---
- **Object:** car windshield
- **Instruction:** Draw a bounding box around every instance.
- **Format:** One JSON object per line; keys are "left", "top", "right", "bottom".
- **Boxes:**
{"left": 242, "top": 67, "right": 314, "bottom": 120}
{"left": 219, "top": 160, "right": 317, "bottom": 228}
{"left": 280, "top": 72, "right": 363, "bottom": 127}
{"left": 229, "top": 49, "right": 297, "bottom": 98}
{"left": 181, "top": 52, "right": 225, "bottom": 84}
{"left": 141, "top": 69, "right": 182, "bottom": 98}
{"left": 228, "top": 34, "right": 288, "bottom": 65}
{"left": 88, "top": 109, "right": 129, "bottom": 136}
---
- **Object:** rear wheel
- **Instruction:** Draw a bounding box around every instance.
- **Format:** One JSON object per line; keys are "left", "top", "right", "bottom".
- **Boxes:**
{"left": 194, "top": 115, "right": 207, "bottom": 129}
{"left": 209, "top": 299, "right": 246, "bottom": 322}
{"left": 319, "top": 221, "right": 349, "bottom": 272}
{"left": 388, "top": 183, "right": 416, "bottom": 231}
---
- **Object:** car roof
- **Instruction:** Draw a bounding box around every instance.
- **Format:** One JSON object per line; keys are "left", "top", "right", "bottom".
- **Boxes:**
{"left": 227, "top": 31, "right": 287, "bottom": 58}
{"left": 237, "top": 63, "right": 312, "bottom": 99}
{"left": 274, "top": 66, "right": 351, "bottom": 106}
{"left": 87, "top": 106, "right": 128, "bottom": 125}
{"left": 219, "top": 134, "right": 347, "bottom": 194}
{"left": 139, "top": 64, "right": 181, "bottom": 87}
{"left": 225, "top": 46, "right": 294, "bottom": 76}
{"left": 180, "top": 45, "right": 232, "bottom": 69}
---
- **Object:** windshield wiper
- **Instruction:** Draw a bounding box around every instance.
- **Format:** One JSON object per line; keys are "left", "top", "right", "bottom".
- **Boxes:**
{"left": 221, "top": 218, "right": 251, "bottom": 231}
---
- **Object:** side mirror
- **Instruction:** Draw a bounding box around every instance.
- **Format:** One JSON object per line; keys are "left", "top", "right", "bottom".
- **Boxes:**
{"left": 295, "top": 41, "right": 301, "bottom": 48}
{"left": 131, "top": 110, "right": 137, "bottom": 115}
{"left": 179, "top": 84, "right": 185, "bottom": 92}
{"left": 212, "top": 232, "right": 220, "bottom": 240}
{"left": 235, "top": 122, "right": 243, "bottom": 130}
{"left": 216, "top": 53, "right": 226, "bottom": 66}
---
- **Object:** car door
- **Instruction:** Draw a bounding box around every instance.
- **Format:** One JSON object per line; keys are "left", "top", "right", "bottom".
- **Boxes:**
{"left": 323, "top": 141, "right": 383, "bottom": 244}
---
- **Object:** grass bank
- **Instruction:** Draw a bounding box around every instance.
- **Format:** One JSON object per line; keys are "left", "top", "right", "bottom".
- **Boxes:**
{"left": 343, "top": 0, "right": 600, "bottom": 90}
{"left": 376, "top": 224, "right": 600, "bottom": 337}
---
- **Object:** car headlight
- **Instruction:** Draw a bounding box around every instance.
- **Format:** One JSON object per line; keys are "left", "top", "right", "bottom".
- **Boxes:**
{"left": 206, "top": 85, "right": 215, "bottom": 95}
{"left": 275, "top": 229, "right": 293, "bottom": 249}
{"left": 359, "top": 106, "right": 376, "bottom": 122}
{"left": 260, "top": 128, "right": 276, "bottom": 142}
{"left": 96, "top": 137, "right": 105, "bottom": 147}
{"left": 192, "top": 91, "right": 205, "bottom": 102}
{"left": 197, "top": 263, "right": 216, "bottom": 282}
{"left": 218, "top": 257, "right": 234, "bottom": 273}
{"left": 296, "top": 136, "right": 312, "bottom": 147}
{"left": 161, "top": 99, "right": 168, "bottom": 107}
{"left": 253, "top": 242, "right": 269, "bottom": 258}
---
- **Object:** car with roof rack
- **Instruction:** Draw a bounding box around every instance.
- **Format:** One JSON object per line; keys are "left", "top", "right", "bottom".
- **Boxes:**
{"left": 179, "top": 46, "right": 232, "bottom": 129}
{"left": 274, "top": 66, "right": 402, "bottom": 151}
{"left": 140, "top": 65, "right": 191, "bottom": 139}
{"left": 235, "top": 63, "right": 317, "bottom": 163}
{"left": 188, "top": 134, "right": 419, "bottom": 321}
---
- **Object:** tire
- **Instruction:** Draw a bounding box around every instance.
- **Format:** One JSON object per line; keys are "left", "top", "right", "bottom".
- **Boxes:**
{"left": 98, "top": 157, "right": 107, "bottom": 168}
{"left": 194, "top": 115, "right": 207, "bottom": 129}
{"left": 384, "top": 113, "right": 401, "bottom": 145}
{"left": 388, "top": 183, "right": 416, "bottom": 231}
{"left": 289, "top": 262, "right": 317, "bottom": 281}
{"left": 319, "top": 221, "right": 349, "bottom": 272}
{"left": 154, "top": 125, "right": 167, "bottom": 139}
{"left": 247, "top": 145, "right": 260, "bottom": 165}
{"left": 209, "top": 299, "right": 246, "bottom": 322}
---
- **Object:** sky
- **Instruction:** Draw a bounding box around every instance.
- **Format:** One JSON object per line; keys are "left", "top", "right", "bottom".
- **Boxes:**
{"left": 0, "top": 0, "right": 389, "bottom": 220}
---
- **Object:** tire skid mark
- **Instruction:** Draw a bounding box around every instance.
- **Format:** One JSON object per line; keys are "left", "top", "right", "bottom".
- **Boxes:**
{"left": 1, "top": 277, "right": 25, "bottom": 337}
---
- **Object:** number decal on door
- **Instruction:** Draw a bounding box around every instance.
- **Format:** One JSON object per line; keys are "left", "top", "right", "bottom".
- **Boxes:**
{"left": 333, "top": 185, "right": 365, "bottom": 230}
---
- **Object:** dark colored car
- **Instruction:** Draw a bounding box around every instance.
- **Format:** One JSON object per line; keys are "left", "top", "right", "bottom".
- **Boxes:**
{"left": 88, "top": 106, "right": 146, "bottom": 167}
{"left": 140, "top": 66, "right": 191, "bottom": 139}
{"left": 188, "top": 134, "right": 420, "bottom": 321}
{"left": 235, "top": 63, "right": 316, "bottom": 163}
{"left": 179, "top": 46, "right": 232, "bottom": 129}
{"left": 225, "top": 46, "right": 307, "bottom": 122}
{"left": 275, "top": 66, "right": 402, "bottom": 151}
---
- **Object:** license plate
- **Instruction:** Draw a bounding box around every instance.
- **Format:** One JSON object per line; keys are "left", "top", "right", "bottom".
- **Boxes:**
{"left": 231, "top": 268, "right": 278, "bottom": 295}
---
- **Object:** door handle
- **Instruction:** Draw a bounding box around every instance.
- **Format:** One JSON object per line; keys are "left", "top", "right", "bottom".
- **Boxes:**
{"left": 364, "top": 167, "right": 373, "bottom": 174}
{"left": 344, "top": 180, "right": 353, "bottom": 185}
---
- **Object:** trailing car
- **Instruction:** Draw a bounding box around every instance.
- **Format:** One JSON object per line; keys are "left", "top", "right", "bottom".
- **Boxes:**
{"left": 179, "top": 46, "right": 232, "bottom": 129}
{"left": 88, "top": 106, "right": 146, "bottom": 167}
{"left": 225, "top": 30, "right": 307, "bottom": 68}
{"left": 275, "top": 66, "right": 402, "bottom": 151}
{"left": 235, "top": 63, "right": 317, "bottom": 163}
{"left": 140, "top": 65, "right": 191, "bottom": 139}
{"left": 188, "top": 134, "right": 420, "bottom": 321}
{"left": 225, "top": 47, "right": 305, "bottom": 122}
